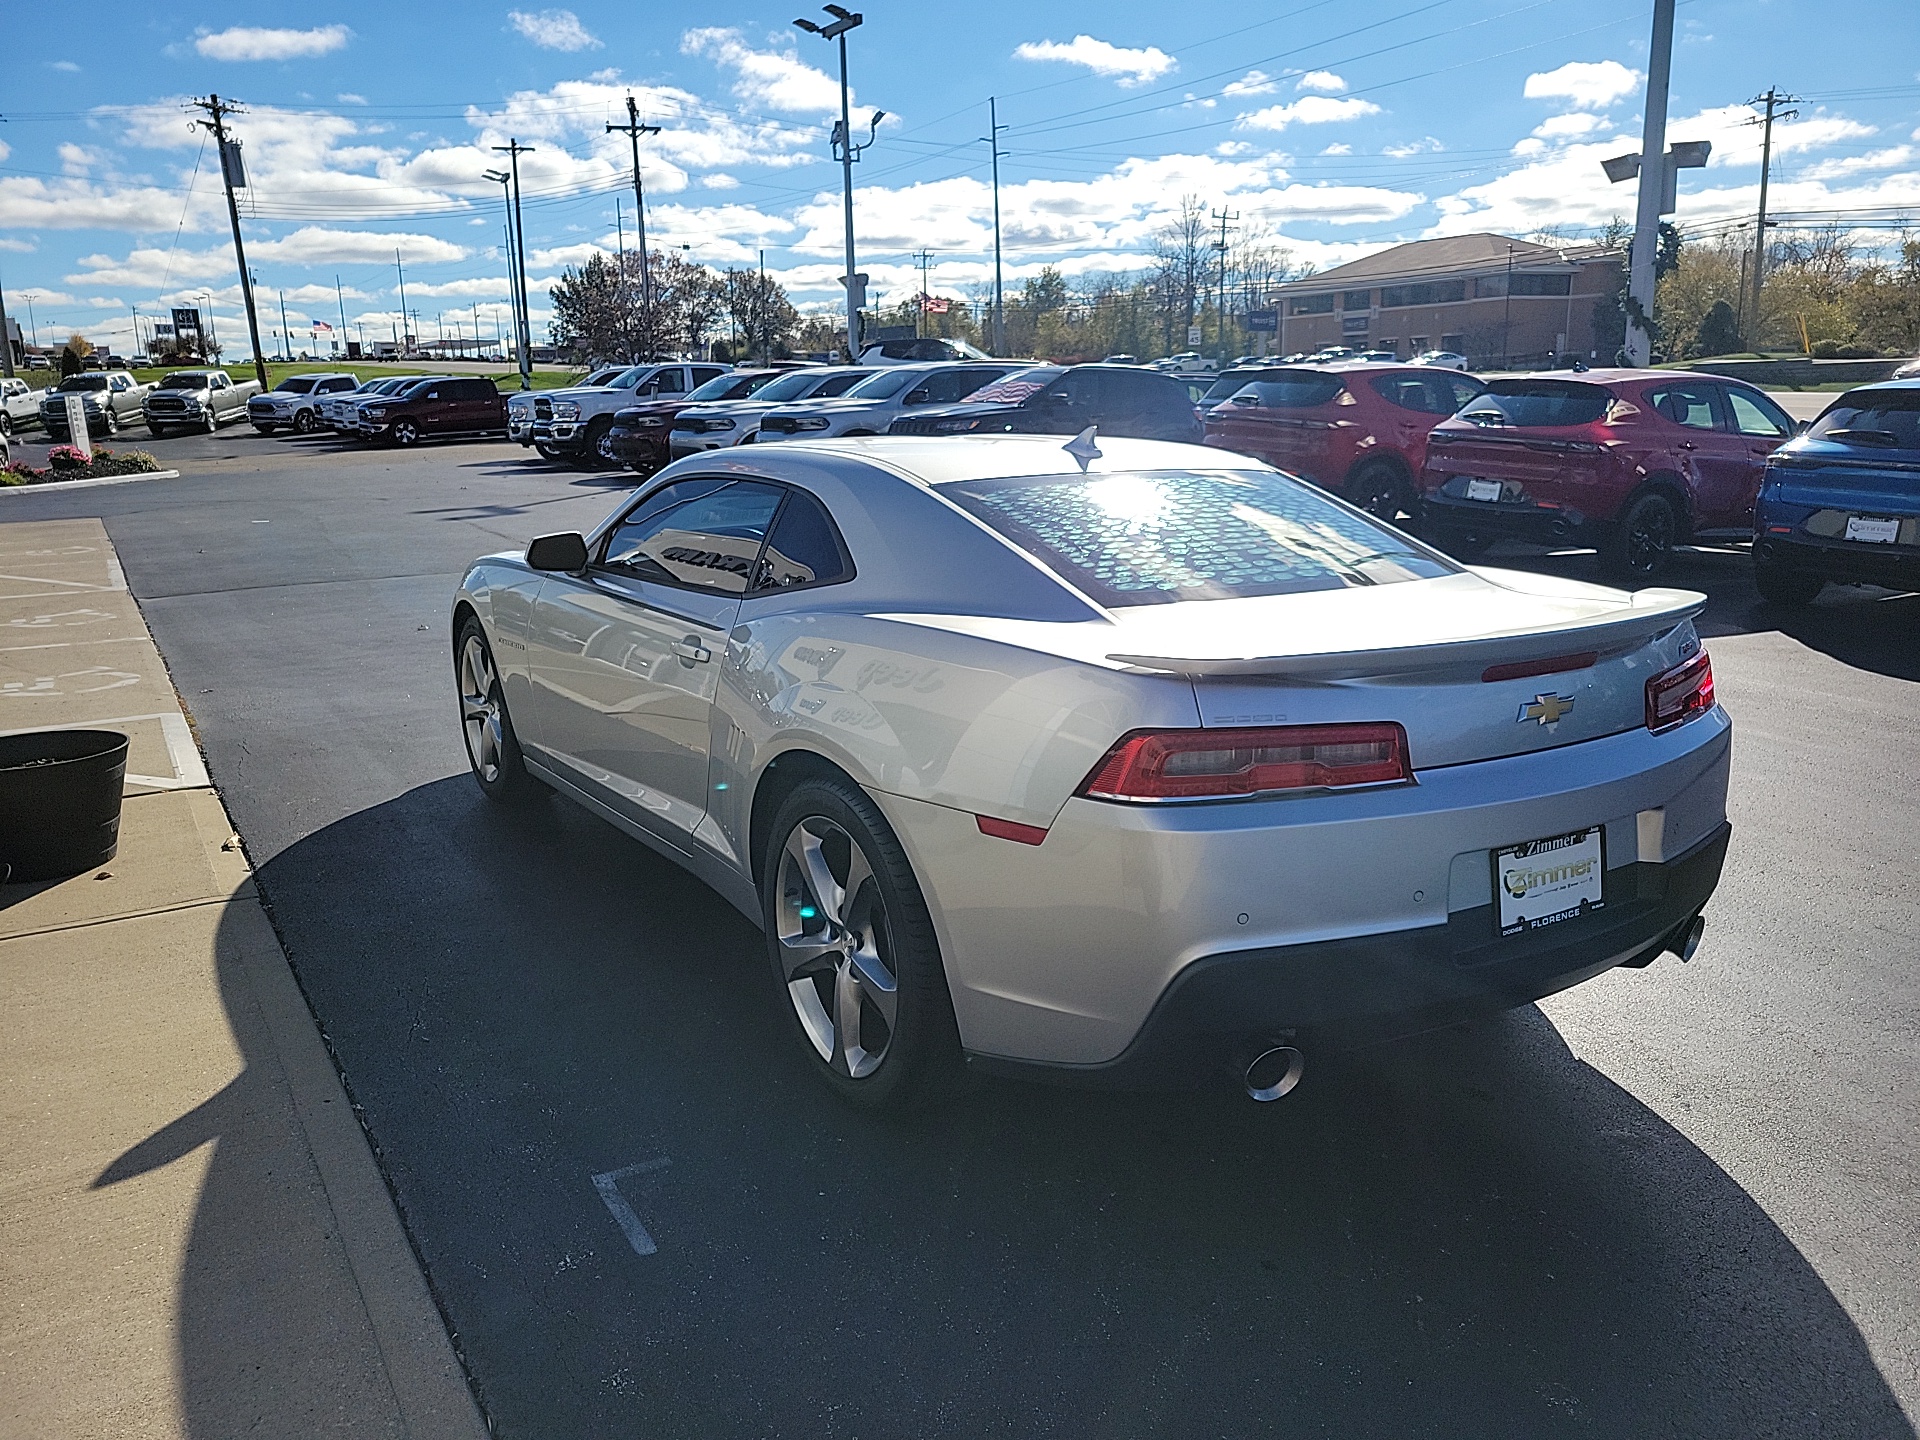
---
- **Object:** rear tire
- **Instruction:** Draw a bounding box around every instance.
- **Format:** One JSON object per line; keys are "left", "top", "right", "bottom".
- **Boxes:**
{"left": 587, "top": 418, "right": 618, "bottom": 469}
{"left": 1754, "top": 562, "right": 1824, "bottom": 606}
{"left": 761, "top": 776, "right": 965, "bottom": 1113}
{"left": 1345, "top": 458, "right": 1408, "bottom": 522}
{"left": 1602, "top": 490, "right": 1681, "bottom": 582}
{"left": 0, "top": 413, "right": 12, "bottom": 436}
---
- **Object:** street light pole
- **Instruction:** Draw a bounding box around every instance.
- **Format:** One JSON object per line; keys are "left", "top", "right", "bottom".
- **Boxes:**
{"left": 484, "top": 170, "right": 521, "bottom": 368}
{"left": 492, "top": 139, "right": 537, "bottom": 389}
{"left": 795, "top": 6, "right": 881, "bottom": 361}
{"left": 1624, "top": 0, "right": 1675, "bottom": 366}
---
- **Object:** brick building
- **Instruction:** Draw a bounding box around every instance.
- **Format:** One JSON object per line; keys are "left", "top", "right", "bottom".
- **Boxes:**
{"left": 1269, "top": 233, "right": 1624, "bottom": 369}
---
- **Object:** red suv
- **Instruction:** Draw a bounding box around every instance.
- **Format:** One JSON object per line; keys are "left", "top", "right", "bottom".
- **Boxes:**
{"left": 1418, "top": 370, "right": 1797, "bottom": 578}
{"left": 1202, "top": 363, "right": 1483, "bottom": 519}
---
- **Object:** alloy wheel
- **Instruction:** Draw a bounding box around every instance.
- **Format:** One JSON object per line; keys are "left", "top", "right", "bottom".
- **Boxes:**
{"left": 294, "top": 409, "right": 316, "bottom": 434}
{"left": 1625, "top": 497, "right": 1676, "bottom": 575}
{"left": 775, "top": 817, "right": 898, "bottom": 1079}
{"left": 593, "top": 425, "right": 618, "bottom": 467}
{"left": 394, "top": 419, "right": 420, "bottom": 446}
{"left": 458, "top": 634, "right": 506, "bottom": 784}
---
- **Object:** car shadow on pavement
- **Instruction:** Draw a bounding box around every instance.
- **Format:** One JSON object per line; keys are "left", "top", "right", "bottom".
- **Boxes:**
{"left": 1480, "top": 542, "right": 1920, "bottom": 683}
{"left": 192, "top": 773, "right": 1916, "bottom": 1439}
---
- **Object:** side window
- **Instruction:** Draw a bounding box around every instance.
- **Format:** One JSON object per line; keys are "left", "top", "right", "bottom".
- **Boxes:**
{"left": 693, "top": 367, "right": 725, "bottom": 386}
{"left": 1649, "top": 384, "right": 1718, "bottom": 430}
{"left": 654, "top": 368, "right": 686, "bottom": 394}
{"left": 1725, "top": 387, "right": 1790, "bottom": 437}
{"left": 599, "top": 480, "right": 785, "bottom": 596}
{"left": 1368, "top": 374, "right": 1446, "bottom": 414}
{"left": 753, "top": 488, "right": 855, "bottom": 593}
{"left": 1128, "top": 372, "right": 1189, "bottom": 414}
{"left": 1046, "top": 371, "right": 1099, "bottom": 407}
{"left": 1446, "top": 376, "right": 1485, "bottom": 411}
{"left": 465, "top": 379, "right": 499, "bottom": 401}
{"left": 918, "top": 369, "right": 977, "bottom": 404}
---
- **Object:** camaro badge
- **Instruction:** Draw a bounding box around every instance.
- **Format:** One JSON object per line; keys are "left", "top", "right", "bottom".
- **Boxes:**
{"left": 1520, "top": 692, "right": 1576, "bottom": 726}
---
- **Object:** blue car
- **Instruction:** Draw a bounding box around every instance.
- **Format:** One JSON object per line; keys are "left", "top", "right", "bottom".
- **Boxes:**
{"left": 1753, "top": 380, "right": 1920, "bottom": 604}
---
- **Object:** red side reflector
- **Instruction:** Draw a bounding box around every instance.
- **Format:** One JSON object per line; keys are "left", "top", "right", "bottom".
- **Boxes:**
{"left": 1078, "top": 723, "right": 1411, "bottom": 802}
{"left": 976, "top": 814, "right": 1048, "bottom": 846}
{"left": 1645, "top": 649, "right": 1714, "bottom": 733}
{"left": 1481, "top": 651, "right": 1599, "bottom": 684}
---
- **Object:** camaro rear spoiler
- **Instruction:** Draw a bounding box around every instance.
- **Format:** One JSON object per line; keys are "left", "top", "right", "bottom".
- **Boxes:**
{"left": 1107, "top": 589, "right": 1706, "bottom": 680}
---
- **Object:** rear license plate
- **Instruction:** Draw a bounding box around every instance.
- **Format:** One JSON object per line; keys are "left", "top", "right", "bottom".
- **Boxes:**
{"left": 1844, "top": 515, "right": 1900, "bottom": 544}
{"left": 1494, "top": 827, "right": 1605, "bottom": 938}
{"left": 1465, "top": 478, "right": 1503, "bottom": 502}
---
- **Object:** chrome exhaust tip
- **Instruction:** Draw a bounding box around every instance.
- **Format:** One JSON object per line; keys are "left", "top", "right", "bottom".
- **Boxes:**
{"left": 1244, "top": 1045, "right": 1305, "bottom": 1102}
{"left": 1676, "top": 914, "right": 1705, "bottom": 962}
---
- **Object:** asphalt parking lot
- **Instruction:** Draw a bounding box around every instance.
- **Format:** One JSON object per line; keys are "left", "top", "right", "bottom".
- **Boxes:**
{"left": 6, "top": 427, "right": 1916, "bottom": 1438}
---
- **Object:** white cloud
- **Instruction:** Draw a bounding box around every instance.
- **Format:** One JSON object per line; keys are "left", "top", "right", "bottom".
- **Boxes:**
{"left": 1533, "top": 112, "right": 1609, "bottom": 141}
{"left": 57, "top": 143, "right": 99, "bottom": 174}
{"left": 1796, "top": 146, "right": 1913, "bottom": 181}
{"left": 1215, "top": 141, "right": 1255, "bottom": 156}
{"left": 337, "top": 93, "right": 368, "bottom": 105}
{"left": 1383, "top": 136, "right": 1444, "bottom": 158}
{"left": 1222, "top": 70, "right": 1278, "bottom": 99}
{"left": 683, "top": 28, "right": 844, "bottom": 114}
{"left": 194, "top": 26, "right": 352, "bottom": 62}
{"left": 1523, "top": 60, "right": 1640, "bottom": 110}
{"left": 700, "top": 173, "right": 740, "bottom": 190}
{"left": 49, "top": 60, "right": 80, "bottom": 73}
{"left": 506, "top": 9, "right": 602, "bottom": 53}
{"left": 1238, "top": 97, "right": 1382, "bottom": 131}
{"left": 1321, "top": 142, "right": 1353, "bottom": 156}
{"left": 1295, "top": 70, "right": 1348, "bottom": 94}
{"left": 1013, "top": 35, "right": 1176, "bottom": 88}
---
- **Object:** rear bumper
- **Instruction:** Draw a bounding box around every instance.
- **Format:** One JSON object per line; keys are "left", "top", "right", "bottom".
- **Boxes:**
{"left": 974, "top": 822, "right": 1728, "bottom": 1089}
{"left": 1756, "top": 533, "right": 1920, "bottom": 589}
{"left": 1420, "top": 490, "right": 1598, "bottom": 544}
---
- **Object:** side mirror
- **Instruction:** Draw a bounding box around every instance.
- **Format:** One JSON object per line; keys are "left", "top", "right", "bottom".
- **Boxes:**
{"left": 904, "top": 388, "right": 929, "bottom": 404}
{"left": 526, "top": 532, "right": 589, "bottom": 572}
{"left": 1231, "top": 393, "right": 1261, "bottom": 407}
{"left": 1793, "top": 419, "right": 1811, "bottom": 436}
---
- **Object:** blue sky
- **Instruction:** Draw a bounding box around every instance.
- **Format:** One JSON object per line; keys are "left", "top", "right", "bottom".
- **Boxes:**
{"left": 3, "top": 0, "right": 1916, "bottom": 356}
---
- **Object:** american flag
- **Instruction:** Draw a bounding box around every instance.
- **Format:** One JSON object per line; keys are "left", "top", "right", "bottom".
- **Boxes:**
{"left": 918, "top": 293, "right": 952, "bottom": 314}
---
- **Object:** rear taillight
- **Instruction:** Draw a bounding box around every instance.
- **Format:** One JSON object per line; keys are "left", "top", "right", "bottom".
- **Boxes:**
{"left": 1079, "top": 723, "right": 1411, "bottom": 802}
{"left": 1645, "top": 650, "right": 1714, "bottom": 733}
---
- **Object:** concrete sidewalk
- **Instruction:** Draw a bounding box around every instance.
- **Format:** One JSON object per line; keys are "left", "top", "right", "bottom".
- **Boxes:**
{"left": 0, "top": 519, "right": 486, "bottom": 1440}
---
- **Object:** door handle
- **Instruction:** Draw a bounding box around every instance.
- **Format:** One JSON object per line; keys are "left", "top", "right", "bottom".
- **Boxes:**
{"left": 672, "top": 636, "right": 712, "bottom": 665}
{"left": 1677, "top": 440, "right": 1696, "bottom": 450}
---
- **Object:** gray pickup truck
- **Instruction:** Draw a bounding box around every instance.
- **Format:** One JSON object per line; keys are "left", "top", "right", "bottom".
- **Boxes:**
{"left": 142, "top": 368, "right": 263, "bottom": 437}
{"left": 38, "top": 372, "right": 152, "bottom": 439}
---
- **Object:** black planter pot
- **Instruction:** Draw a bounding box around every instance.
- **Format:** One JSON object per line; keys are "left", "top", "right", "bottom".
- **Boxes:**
{"left": 0, "top": 729, "right": 129, "bottom": 882}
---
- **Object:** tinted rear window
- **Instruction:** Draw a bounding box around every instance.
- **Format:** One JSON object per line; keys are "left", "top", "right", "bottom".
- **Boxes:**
{"left": 941, "top": 469, "right": 1452, "bottom": 607}
{"left": 1201, "top": 369, "right": 1282, "bottom": 404}
{"left": 964, "top": 368, "right": 1065, "bottom": 404}
{"left": 1808, "top": 389, "right": 1920, "bottom": 451}
{"left": 1460, "top": 380, "right": 1610, "bottom": 428}
{"left": 687, "top": 372, "right": 771, "bottom": 402}
{"left": 1229, "top": 374, "right": 1347, "bottom": 409}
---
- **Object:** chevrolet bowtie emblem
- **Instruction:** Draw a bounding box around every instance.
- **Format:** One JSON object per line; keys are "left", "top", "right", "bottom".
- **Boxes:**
{"left": 1520, "top": 692, "right": 1576, "bottom": 726}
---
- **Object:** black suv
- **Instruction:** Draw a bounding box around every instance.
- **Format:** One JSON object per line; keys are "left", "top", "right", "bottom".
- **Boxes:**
{"left": 887, "top": 364, "right": 1202, "bottom": 442}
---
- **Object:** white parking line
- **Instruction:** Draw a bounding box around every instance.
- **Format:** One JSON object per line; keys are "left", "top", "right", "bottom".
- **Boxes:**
{"left": 591, "top": 1157, "right": 672, "bottom": 1257}
{"left": 0, "top": 710, "right": 210, "bottom": 790}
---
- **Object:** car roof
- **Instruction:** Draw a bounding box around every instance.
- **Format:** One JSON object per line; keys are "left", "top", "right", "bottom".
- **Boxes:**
{"left": 719, "top": 434, "right": 1262, "bottom": 489}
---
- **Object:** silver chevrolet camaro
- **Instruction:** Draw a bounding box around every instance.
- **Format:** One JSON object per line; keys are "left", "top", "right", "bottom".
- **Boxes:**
{"left": 451, "top": 435, "right": 1731, "bottom": 1110}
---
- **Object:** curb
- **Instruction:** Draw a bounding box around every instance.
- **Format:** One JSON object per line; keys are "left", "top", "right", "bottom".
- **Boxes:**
{"left": 0, "top": 469, "right": 182, "bottom": 494}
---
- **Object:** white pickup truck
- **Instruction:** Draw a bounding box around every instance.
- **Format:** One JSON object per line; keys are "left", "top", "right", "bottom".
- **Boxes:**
{"left": 142, "top": 369, "right": 263, "bottom": 436}
{"left": 506, "top": 362, "right": 728, "bottom": 466}
{"left": 246, "top": 372, "right": 362, "bottom": 434}
{"left": 1, "top": 377, "right": 40, "bottom": 435}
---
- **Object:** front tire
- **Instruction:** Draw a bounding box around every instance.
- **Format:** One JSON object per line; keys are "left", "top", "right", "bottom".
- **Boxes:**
{"left": 293, "top": 409, "right": 317, "bottom": 435}
{"left": 455, "top": 619, "right": 541, "bottom": 804}
{"left": 1602, "top": 490, "right": 1681, "bottom": 581}
{"left": 1754, "top": 562, "right": 1824, "bottom": 606}
{"left": 391, "top": 418, "right": 421, "bottom": 447}
{"left": 253, "top": 423, "right": 276, "bottom": 435}
{"left": 762, "top": 776, "right": 964, "bottom": 1112}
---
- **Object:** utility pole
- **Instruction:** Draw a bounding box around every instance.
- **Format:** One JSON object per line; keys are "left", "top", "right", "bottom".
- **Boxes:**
{"left": 1622, "top": 0, "right": 1675, "bottom": 366}
{"left": 913, "top": 248, "right": 934, "bottom": 337}
{"left": 1501, "top": 243, "right": 1515, "bottom": 369}
{"left": 484, "top": 170, "right": 521, "bottom": 367}
{"left": 759, "top": 249, "right": 770, "bottom": 364}
{"left": 1747, "top": 87, "right": 1798, "bottom": 344}
{"left": 187, "top": 94, "right": 269, "bottom": 388}
{"left": 984, "top": 97, "right": 1008, "bottom": 356}
{"left": 796, "top": 6, "right": 882, "bottom": 361}
{"left": 394, "top": 249, "right": 410, "bottom": 356}
{"left": 608, "top": 96, "right": 660, "bottom": 355}
{"left": 0, "top": 260, "right": 14, "bottom": 378}
{"left": 614, "top": 196, "right": 629, "bottom": 360}
{"left": 277, "top": 289, "right": 292, "bottom": 362}
{"left": 492, "top": 139, "right": 536, "bottom": 389}
{"left": 1211, "top": 207, "right": 1239, "bottom": 359}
